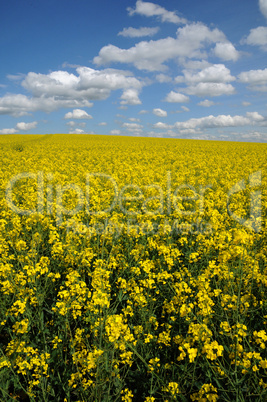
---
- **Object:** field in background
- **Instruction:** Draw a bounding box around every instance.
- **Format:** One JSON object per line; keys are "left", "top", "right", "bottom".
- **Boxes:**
{"left": 0, "top": 134, "right": 267, "bottom": 401}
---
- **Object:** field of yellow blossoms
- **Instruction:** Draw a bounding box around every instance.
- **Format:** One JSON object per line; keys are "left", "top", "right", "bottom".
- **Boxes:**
{"left": 0, "top": 133, "right": 267, "bottom": 401}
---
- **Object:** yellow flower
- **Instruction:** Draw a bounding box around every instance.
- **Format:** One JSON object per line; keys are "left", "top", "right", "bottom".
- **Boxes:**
{"left": 164, "top": 381, "right": 180, "bottom": 395}
{"left": 51, "top": 336, "right": 62, "bottom": 349}
{"left": 191, "top": 383, "right": 218, "bottom": 402}
{"left": 12, "top": 318, "right": 29, "bottom": 334}
{"left": 202, "top": 341, "right": 224, "bottom": 360}
{"left": 121, "top": 388, "right": 134, "bottom": 402}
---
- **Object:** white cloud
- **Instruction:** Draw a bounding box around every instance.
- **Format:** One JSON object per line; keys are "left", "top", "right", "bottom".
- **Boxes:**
{"left": 94, "top": 37, "right": 179, "bottom": 71}
{"left": 7, "top": 73, "right": 25, "bottom": 81}
{"left": 122, "top": 122, "right": 144, "bottom": 131}
{"left": 0, "top": 93, "right": 93, "bottom": 117}
{"left": 120, "top": 88, "right": 142, "bottom": 105}
{"left": 118, "top": 26, "right": 159, "bottom": 37}
{"left": 153, "top": 122, "right": 170, "bottom": 129}
{"left": 0, "top": 67, "right": 144, "bottom": 116}
{"left": 153, "top": 108, "right": 167, "bottom": 117}
{"left": 155, "top": 73, "right": 172, "bottom": 83}
{"left": 174, "top": 75, "right": 185, "bottom": 84}
{"left": 181, "top": 106, "right": 190, "bottom": 112}
{"left": 129, "top": 117, "right": 141, "bottom": 122}
{"left": 110, "top": 129, "right": 121, "bottom": 135}
{"left": 213, "top": 42, "right": 240, "bottom": 61}
{"left": 22, "top": 70, "right": 80, "bottom": 97}
{"left": 64, "top": 109, "right": 92, "bottom": 119}
{"left": 164, "top": 91, "right": 189, "bottom": 103}
{"left": 181, "top": 64, "right": 236, "bottom": 84}
{"left": 66, "top": 121, "right": 76, "bottom": 127}
{"left": 246, "top": 111, "right": 265, "bottom": 121}
{"left": 174, "top": 112, "right": 265, "bottom": 130}
{"left": 94, "top": 22, "right": 232, "bottom": 71}
{"left": 180, "top": 129, "right": 200, "bottom": 135}
{"left": 259, "top": 0, "right": 267, "bottom": 19}
{"left": 238, "top": 131, "right": 266, "bottom": 140}
{"left": 238, "top": 67, "right": 267, "bottom": 91}
{"left": 176, "top": 22, "right": 228, "bottom": 52}
{"left": 153, "top": 112, "right": 265, "bottom": 132}
{"left": 0, "top": 128, "right": 18, "bottom": 134}
{"left": 175, "top": 64, "right": 236, "bottom": 97}
{"left": 184, "top": 82, "right": 235, "bottom": 97}
{"left": 16, "top": 121, "right": 37, "bottom": 131}
{"left": 127, "top": 0, "right": 187, "bottom": 24}
{"left": 98, "top": 122, "right": 107, "bottom": 126}
{"left": 242, "top": 101, "right": 251, "bottom": 106}
{"left": 23, "top": 67, "right": 142, "bottom": 99}
{"left": 238, "top": 68, "right": 267, "bottom": 84}
{"left": 77, "top": 66, "right": 136, "bottom": 92}
{"left": 69, "top": 128, "right": 85, "bottom": 134}
{"left": 242, "top": 26, "right": 267, "bottom": 50}
{"left": 198, "top": 99, "right": 215, "bottom": 107}
{"left": 181, "top": 60, "right": 211, "bottom": 70}
{"left": 138, "top": 110, "right": 149, "bottom": 114}
{"left": 66, "top": 121, "right": 86, "bottom": 128}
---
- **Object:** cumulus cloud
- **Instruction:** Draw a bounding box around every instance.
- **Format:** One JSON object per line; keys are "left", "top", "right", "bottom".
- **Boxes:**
{"left": 94, "top": 37, "right": 179, "bottom": 71}
{"left": 238, "top": 67, "right": 267, "bottom": 84}
{"left": 153, "top": 122, "right": 170, "bottom": 129}
{"left": 153, "top": 112, "right": 265, "bottom": 132}
{"left": 64, "top": 109, "right": 92, "bottom": 119}
{"left": 22, "top": 70, "right": 79, "bottom": 97}
{"left": 0, "top": 94, "right": 93, "bottom": 117}
{"left": 138, "top": 109, "right": 149, "bottom": 114}
{"left": 259, "top": 0, "right": 267, "bottom": 19}
{"left": 110, "top": 129, "right": 121, "bottom": 135}
{"left": 181, "top": 59, "right": 211, "bottom": 70}
{"left": 127, "top": 0, "right": 187, "bottom": 24}
{"left": 0, "top": 128, "right": 18, "bottom": 134}
{"left": 122, "top": 122, "right": 144, "bottom": 131}
{"left": 69, "top": 128, "right": 85, "bottom": 134}
{"left": 23, "top": 67, "right": 142, "bottom": 100}
{"left": 242, "top": 26, "right": 267, "bottom": 50}
{"left": 0, "top": 67, "right": 144, "bottom": 116}
{"left": 175, "top": 114, "right": 249, "bottom": 129}
{"left": 66, "top": 121, "right": 76, "bottom": 127}
{"left": 184, "top": 82, "right": 235, "bottom": 97}
{"left": 164, "top": 91, "right": 190, "bottom": 103}
{"left": 198, "top": 99, "right": 215, "bottom": 107}
{"left": 16, "top": 121, "right": 37, "bottom": 130}
{"left": 174, "top": 64, "right": 236, "bottom": 98}
{"left": 153, "top": 108, "right": 167, "bottom": 117}
{"left": 155, "top": 73, "right": 172, "bottom": 83}
{"left": 94, "top": 22, "right": 236, "bottom": 71}
{"left": 238, "top": 67, "right": 267, "bottom": 91}
{"left": 118, "top": 26, "right": 159, "bottom": 37}
{"left": 213, "top": 42, "right": 240, "bottom": 61}
{"left": 180, "top": 64, "right": 235, "bottom": 84}
{"left": 246, "top": 111, "right": 266, "bottom": 121}
{"left": 177, "top": 112, "right": 264, "bottom": 130}
{"left": 120, "top": 88, "right": 142, "bottom": 105}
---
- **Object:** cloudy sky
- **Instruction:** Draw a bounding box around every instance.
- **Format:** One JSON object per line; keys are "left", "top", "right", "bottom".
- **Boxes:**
{"left": 1, "top": 0, "right": 267, "bottom": 141}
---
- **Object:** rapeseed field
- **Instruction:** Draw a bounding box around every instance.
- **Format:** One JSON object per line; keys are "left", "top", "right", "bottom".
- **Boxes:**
{"left": 0, "top": 134, "right": 267, "bottom": 401}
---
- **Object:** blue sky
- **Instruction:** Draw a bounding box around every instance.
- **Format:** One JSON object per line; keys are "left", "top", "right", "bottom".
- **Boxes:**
{"left": 1, "top": 0, "right": 267, "bottom": 141}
